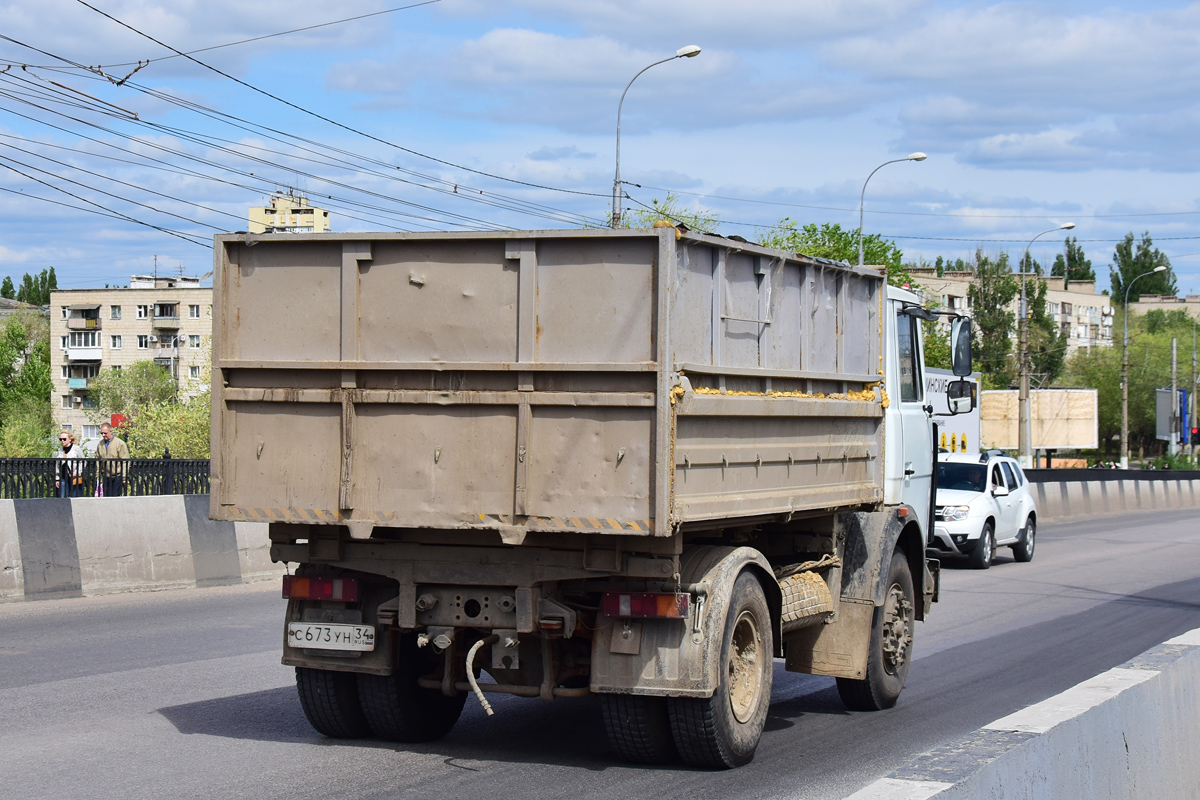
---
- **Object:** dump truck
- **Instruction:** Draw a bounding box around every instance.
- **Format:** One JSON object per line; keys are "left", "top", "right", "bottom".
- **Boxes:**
{"left": 209, "top": 227, "right": 974, "bottom": 769}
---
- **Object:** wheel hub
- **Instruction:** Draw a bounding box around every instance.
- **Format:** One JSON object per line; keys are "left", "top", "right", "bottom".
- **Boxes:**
{"left": 727, "top": 610, "right": 763, "bottom": 724}
{"left": 880, "top": 583, "right": 913, "bottom": 675}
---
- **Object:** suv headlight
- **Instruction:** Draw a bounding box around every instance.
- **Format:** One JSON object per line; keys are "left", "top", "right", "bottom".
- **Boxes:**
{"left": 942, "top": 505, "right": 971, "bottom": 521}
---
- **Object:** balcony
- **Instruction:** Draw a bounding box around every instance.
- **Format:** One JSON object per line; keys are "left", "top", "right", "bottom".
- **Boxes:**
{"left": 152, "top": 315, "right": 180, "bottom": 330}
{"left": 68, "top": 377, "right": 90, "bottom": 390}
{"left": 67, "top": 317, "right": 102, "bottom": 331}
{"left": 152, "top": 347, "right": 179, "bottom": 360}
{"left": 66, "top": 347, "right": 102, "bottom": 362}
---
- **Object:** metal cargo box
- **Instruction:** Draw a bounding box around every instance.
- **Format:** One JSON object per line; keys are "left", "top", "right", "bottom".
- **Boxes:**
{"left": 210, "top": 229, "right": 884, "bottom": 537}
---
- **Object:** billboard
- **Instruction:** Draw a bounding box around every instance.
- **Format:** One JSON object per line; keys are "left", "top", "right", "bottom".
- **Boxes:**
{"left": 981, "top": 389, "right": 1098, "bottom": 450}
{"left": 926, "top": 369, "right": 981, "bottom": 455}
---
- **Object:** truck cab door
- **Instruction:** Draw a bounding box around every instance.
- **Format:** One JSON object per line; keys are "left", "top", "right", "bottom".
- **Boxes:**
{"left": 887, "top": 305, "right": 933, "bottom": 536}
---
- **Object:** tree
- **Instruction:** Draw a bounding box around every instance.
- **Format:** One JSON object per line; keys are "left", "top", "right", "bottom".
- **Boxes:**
{"left": 87, "top": 361, "right": 177, "bottom": 422}
{"left": 1051, "top": 237, "right": 1094, "bottom": 285}
{"left": 758, "top": 220, "right": 911, "bottom": 287}
{"left": 1110, "top": 232, "right": 1175, "bottom": 303}
{"left": 122, "top": 393, "right": 211, "bottom": 458}
{"left": 921, "top": 319, "right": 952, "bottom": 371}
{"left": 622, "top": 193, "right": 719, "bottom": 232}
{"left": 11, "top": 267, "right": 57, "bottom": 306}
{"left": 1026, "top": 277, "right": 1065, "bottom": 385}
{"left": 966, "top": 249, "right": 1018, "bottom": 388}
{"left": 0, "top": 310, "right": 53, "bottom": 456}
{"left": 0, "top": 277, "right": 13, "bottom": 300}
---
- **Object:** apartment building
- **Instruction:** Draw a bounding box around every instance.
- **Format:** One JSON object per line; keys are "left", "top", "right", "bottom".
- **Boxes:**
{"left": 248, "top": 190, "right": 330, "bottom": 234}
{"left": 51, "top": 274, "right": 212, "bottom": 438}
{"left": 1129, "top": 294, "right": 1200, "bottom": 322}
{"left": 908, "top": 269, "right": 1114, "bottom": 355}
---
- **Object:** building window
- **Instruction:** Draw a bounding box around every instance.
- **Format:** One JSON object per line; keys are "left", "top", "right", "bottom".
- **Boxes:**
{"left": 189, "top": 365, "right": 200, "bottom": 379}
{"left": 60, "top": 336, "right": 68, "bottom": 350}
{"left": 190, "top": 335, "right": 200, "bottom": 348}
{"left": 83, "top": 425, "right": 99, "bottom": 439}
{"left": 137, "top": 305, "right": 149, "bottom": 319}
{"left": 138, "top": 335, "right": 149, "bottom": 349}
{"left": 154, "top": 303, "right": 178, "bottom": 319}
{"left": 111, "top": 305, "right": 122, "bottom": 319}
{"left": 111, "top": 335, "right": 122, "bottom": 349}
{"left": 61, "top": 306, "right": 68, "bottom": 319}
{"left": 68, "top": 331, "right": 98, "bottom": 348}
{"left": 61, "top": 395, "right": 73, "bottom": 409}
{"left": 81, "top": 396, "right": 98, "bottom": 410}
{"left": 189, "top": 304, "right": 200, "bottom": 319}
{"left": 111, "top": 365, "right": 121, "bottom": 374}
{"left": 207, "top": 305, "right": 212, "bottom": 317}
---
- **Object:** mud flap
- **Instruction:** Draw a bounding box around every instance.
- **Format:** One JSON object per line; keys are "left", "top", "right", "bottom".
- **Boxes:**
{"left": 589, "top": 546, "right": 779, "bottom": 698}
{"left": 782, "top": 598, "right": 873, "bottom": 680}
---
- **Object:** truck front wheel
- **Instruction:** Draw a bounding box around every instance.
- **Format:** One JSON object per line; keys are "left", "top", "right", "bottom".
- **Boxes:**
{"left": 669, "top": 571, "right": 773, "bottom": 769}
{"left": 357, "top": 634, "right": 466, "bottom": 742}
{"left": 296, "top": 667, "right": 373, "bottom": 738}
{"left": 836, "top": 550, "right": 914, "bottom": 711}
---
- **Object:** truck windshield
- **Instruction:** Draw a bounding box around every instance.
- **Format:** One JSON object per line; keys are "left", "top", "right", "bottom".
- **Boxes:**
{"left": 938, "top": 462, "right": 987, "bottom": 492}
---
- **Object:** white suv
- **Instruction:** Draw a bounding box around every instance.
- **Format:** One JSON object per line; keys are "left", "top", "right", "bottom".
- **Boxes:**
{"left": 929, "top": 452, "right": 1037, "bottom": 569}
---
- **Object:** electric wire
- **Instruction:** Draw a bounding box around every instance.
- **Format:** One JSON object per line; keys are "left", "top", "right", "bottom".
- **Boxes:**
{"left": 70, "top": 3, "right": 609, "bottom": 198}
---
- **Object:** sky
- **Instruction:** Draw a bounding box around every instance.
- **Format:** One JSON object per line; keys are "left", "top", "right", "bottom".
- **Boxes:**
{"left": 2, "top": 0, "right": 1200, "bottom": 296}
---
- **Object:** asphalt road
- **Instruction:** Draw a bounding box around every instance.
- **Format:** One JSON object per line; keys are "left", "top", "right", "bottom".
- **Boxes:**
{"left": 1, "top": 508, "right": 1198, "bottom": 800}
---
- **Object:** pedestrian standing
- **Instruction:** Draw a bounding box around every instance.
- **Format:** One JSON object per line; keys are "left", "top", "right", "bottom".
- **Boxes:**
{"left": 55, "top": 431, "right": 85, "bottom": 498}
{"left": 96, "top": 422, "right": 130, "bottom": 497}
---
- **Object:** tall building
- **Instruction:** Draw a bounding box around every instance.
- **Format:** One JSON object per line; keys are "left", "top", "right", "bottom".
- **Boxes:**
{"left": 248, "top": 190, "right": 330, "bottom": 234}
{"left": 50, "top": 274, "right": 212, "bottom": 440}
{"left": 1129, "top": 294, "right": 1200, "bottom": 322}
{"left": 908, "top": 269, "right": 1114, "bottom": 355}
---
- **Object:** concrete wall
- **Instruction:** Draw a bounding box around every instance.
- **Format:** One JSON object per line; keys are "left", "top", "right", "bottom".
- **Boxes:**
{"left": 846, "top": 627, "right": 1200, "bottom": 799}
{"left": 1023, "top": 471, "right": 1200, "bottom": 522}
{"left": 0, "top": 494, "right": 277, "bottom": 601}
{"left": 2, "top": 476, "right": 1197, "bottom": 601}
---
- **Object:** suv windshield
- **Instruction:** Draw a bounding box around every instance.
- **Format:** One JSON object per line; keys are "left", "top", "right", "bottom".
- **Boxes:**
{"left": 939, "top": 462, "right": 987, "bottom": 492}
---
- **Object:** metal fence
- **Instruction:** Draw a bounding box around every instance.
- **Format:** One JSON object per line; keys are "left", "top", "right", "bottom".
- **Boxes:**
{"left": 0, "top": 458, "right": 210, "bottom": 499}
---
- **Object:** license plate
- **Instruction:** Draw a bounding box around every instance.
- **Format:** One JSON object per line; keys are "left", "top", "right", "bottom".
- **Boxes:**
{"left": 287, "top": 622, "right": 376, "bottom": 652}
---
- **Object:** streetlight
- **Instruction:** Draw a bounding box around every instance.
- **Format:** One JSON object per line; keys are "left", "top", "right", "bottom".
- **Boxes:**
{"left": 1018, "top": 223, "right": 1075, "bottom": 467}
{"left": 1121, "top": 264, "right": 1168, "bottom": 469}
{"left": 611, "top": 45, "right": 702, "bottom": 228}
{"left": 857, "top": 152, "right": 926, "bottom": 265}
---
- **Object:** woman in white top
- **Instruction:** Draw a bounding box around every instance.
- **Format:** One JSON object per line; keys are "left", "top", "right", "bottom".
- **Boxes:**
{"left": 55, "top": 431, "right": 85, "bottom": 498}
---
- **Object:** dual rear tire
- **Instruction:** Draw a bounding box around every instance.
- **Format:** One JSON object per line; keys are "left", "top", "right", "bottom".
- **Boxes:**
{"left": 296, "top": 634, "right": 466, "bottom": 743}
{"left": 601, "top": 571, "right": 774, "bottom": 769}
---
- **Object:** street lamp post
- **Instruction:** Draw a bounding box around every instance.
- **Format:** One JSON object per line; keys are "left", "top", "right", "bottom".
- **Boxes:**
{"left": 857, "top": 153, "right": 926, "bottom": 265}
{"left": 1018, "top": 223, "right": 1075, "bottom": 467}
{"left": 1121, "top": 265, "right": 1168, "bottom": 469}
{"left": 611, "top": 45, "right": 701, "bottom": 228}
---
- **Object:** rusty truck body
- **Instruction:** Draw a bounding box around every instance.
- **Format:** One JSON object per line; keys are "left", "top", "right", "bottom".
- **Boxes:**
{"left": 210, "top": 227, "right": 972, "bottom": 768}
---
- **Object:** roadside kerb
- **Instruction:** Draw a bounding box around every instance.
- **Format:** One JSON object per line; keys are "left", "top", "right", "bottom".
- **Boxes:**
{"left": 845, "top": 626, "right": 1200, "bottom": 799}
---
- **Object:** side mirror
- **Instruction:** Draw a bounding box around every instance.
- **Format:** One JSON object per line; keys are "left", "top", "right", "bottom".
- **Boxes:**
{"left": 947, "top": 379, "right": 976, "bottom": 415}
{"left": 993, "top": 484, "right": 1009, "bottom": 497}
{"left": 951, "top": 317, "right": 973, "bottom": 377}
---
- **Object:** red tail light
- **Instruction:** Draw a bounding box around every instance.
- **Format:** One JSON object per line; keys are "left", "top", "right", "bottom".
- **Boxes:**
{"left": 602, "top": 592, "right": 689, "bottom": 619}
{"left": 282, "top": 575, "right": 359, "bottom": 602}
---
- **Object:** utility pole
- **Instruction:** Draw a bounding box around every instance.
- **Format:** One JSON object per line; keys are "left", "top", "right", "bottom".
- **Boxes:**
{"left": 1170, "top": 337, "right": 1178, "bottom": 457}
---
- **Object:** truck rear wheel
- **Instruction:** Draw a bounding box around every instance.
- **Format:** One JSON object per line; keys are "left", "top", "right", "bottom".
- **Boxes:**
{"left": 357, "top": 634, "right": 466, "bottom": 742}
{"left": 601, "top": 695, "right": 678, "bottom": 764}
{"left": 669, "top": 571, "right": 773, "bottom": 769}
{"left": 836, "top": 550, "right": 914, "bottom": 711}
{"left": 296, "top": 667, "right": 373, "bottom": 739}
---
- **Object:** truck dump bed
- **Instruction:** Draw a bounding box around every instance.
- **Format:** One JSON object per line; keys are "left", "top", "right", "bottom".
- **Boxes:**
{"left": 210, "top": 229, "right": 884, "bottom": 537}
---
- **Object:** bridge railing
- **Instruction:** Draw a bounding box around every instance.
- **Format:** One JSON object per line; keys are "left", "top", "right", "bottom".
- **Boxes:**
{"left": 0, "top": 458, "right": 210, "bottom": 498}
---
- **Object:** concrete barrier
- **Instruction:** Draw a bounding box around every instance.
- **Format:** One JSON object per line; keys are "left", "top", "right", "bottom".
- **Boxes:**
{"left": 1, "top": 476, "right": 1197, "bottom": 600}
{"left": 846, "top": 626, "right": 1200, "bottom": 799}
{"left": 0, "top": 494, "right": 277, "bottom": 601}
{"left": 1022, "top": 470, "right": 1200, "bottom": 522}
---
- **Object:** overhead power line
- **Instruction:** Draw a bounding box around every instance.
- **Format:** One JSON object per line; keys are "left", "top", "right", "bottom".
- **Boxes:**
{"left": 71, "top": 1, "right": 607, "bottom": 198}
